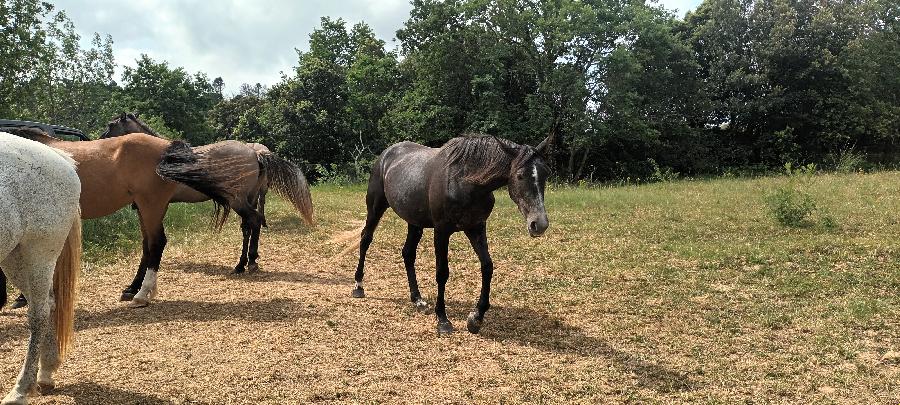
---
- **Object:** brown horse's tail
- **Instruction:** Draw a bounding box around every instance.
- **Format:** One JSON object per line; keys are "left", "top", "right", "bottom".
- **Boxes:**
{"left": 156, "top": 141, "right": 235, "bottom": 229}
{"left": 54, "top": 213, "right": 81, "bottom": 361}
{"left": 258, "top": 152, "right": 315, "bottom": 226}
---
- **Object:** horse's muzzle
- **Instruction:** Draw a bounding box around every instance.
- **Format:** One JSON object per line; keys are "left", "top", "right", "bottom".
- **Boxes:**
{"left": 527, "top": 214, "right": 549, "bottom": 237}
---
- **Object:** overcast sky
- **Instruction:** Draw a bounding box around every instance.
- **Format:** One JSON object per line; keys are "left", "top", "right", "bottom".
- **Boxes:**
{"left": 57, "top": 0, "right": 702, "bottom": 95}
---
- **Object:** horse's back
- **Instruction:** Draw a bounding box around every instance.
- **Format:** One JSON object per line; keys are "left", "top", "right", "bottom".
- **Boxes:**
{"left": 53, "top": 133, "right": 170, "bottom": 218}
{"left": 376, "top": 141, "right": 439, "bottom": 227}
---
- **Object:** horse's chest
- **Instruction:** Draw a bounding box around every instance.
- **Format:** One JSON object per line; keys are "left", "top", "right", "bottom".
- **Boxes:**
{"left": 443, "top": 198, "right": 494, "bottom": 230}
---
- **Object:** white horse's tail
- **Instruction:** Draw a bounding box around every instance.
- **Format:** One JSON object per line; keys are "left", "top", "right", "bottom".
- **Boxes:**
{"left": 53, "top": 213, "right": 81, "bottom": 361}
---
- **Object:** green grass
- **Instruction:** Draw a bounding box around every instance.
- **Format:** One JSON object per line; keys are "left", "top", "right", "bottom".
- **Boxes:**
{"left": 5, "top": 171, "right": 900, "bottom": 400}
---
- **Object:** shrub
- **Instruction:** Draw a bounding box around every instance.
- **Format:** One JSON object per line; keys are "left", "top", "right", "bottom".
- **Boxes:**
{"left": 766, "top": 187, "right": 817, "bottom": 228}
{"left": 765, "top": 162, "right": 838, "bottom": 229}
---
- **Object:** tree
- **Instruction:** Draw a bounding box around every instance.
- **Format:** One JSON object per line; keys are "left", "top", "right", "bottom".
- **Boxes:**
{"left": 121, "top": 55, "right": 218, "bottom": 144}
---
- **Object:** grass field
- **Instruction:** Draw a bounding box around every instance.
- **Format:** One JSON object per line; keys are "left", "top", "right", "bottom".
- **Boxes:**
{"left": 2, "top": 171, "right": 899, "bottom": 403}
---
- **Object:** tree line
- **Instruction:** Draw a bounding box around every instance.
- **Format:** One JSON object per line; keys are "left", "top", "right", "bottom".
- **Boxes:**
{"left": 2, "top": 0, "right": 897, "bottom": 182}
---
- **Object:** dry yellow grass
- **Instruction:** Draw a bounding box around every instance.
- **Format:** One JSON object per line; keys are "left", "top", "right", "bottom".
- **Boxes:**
{"left": 2, "top": 173, "right": 899, "bottom": 403}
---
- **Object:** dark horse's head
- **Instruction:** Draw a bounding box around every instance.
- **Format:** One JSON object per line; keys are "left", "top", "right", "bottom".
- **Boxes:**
{"left": 506, "top": 139, "right": 551, "bottom": 237}
{"left": 100, "top": 112, "right": 158, "bottom": 139}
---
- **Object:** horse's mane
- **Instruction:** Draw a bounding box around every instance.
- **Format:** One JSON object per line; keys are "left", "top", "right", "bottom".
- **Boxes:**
{"left": 443, "top": 134, "right": 531, "bottom": 185}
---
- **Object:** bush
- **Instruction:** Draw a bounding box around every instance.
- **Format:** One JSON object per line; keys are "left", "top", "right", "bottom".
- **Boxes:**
{"left": 766, "top": 187, "right": 817, "bottom": 228}
{"left": 765, "top": 162, "right": 837, "bottom": 229}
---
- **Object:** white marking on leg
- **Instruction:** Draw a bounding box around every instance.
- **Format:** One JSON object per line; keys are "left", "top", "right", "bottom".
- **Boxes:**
{"left": 355, "top": 281, "right": 364, "bottom": 290}
{"left": 133, "top": 268, "right": 158, "bottom": 303}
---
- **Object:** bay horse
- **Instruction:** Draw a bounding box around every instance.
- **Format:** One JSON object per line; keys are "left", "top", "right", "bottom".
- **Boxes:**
{"left": 100, "top": 113, "right": 314, "bottom": 282}
{"left": 0, "top": 133, "right": 81, "bottom": 405}
{"left": 351, "top": 134, "right": 551, "bottom": 335}
{"left": 0, "top": 127, "right": 231, "bottom": 308}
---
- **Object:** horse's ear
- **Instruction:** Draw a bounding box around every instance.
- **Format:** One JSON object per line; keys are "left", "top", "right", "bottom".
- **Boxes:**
{"left": 535, "top": 129, "right": 557, "bottom": 153}
{"left": 119, "top": 112, "right": 127, "bottom": 121}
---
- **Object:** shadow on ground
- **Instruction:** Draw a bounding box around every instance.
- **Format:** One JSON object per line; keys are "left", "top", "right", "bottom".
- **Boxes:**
{"left": 48, "top": 381, "right": 212, "bottom": 404}
{"left": 170, "top": 261, "right": 345, "bottom": 285}
{"left": 76, "top": 297, "right": 320, "bottom": 330}
{"left": 375, "top": 296, "right": 693, "bottom": 393}
{"left": 1, "top": 298, "right": 321, "bottom": 348}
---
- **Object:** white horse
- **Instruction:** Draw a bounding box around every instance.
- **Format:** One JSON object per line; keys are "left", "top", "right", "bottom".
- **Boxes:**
{"left": 0, "top": 132, "right": 82, "bottom": 405}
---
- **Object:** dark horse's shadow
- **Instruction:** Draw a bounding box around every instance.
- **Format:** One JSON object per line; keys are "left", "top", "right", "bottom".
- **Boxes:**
{"left": 382, "top": 297, "right": 693, "bottom": 393}
{"left": 170, "top": 260, "right": 345, "bottom": 285}
{"left": 48, "top": 381, "right": 207, "bottom": 405}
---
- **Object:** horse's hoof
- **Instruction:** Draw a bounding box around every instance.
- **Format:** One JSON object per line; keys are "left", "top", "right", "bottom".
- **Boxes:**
{"left": 351, "top": 288, "right": 365, "bottom": 299}
{"left": 414, "top": 299, "right": 430, "bottom": 313}
{"left": 232, "top": 266, "right": 245, "bottom": 274}
{"left": 120, "top": 290, "right": 136, "bottom": 302}
{"left": 37, "top": 381, "right": 54, "bottom": 394}
{"left": 466, "top": 312, "right": 484, "bottom": 334}
{"left": 247, "top": 263, "right": 260, "bottom": 273}
{"left": 0, "top": 393, "right": 26, "bottom": 405}
{"left": 437, "top": 320, "right": 454, "bottom": 335}
{"left": 128, "top": 298, "right": 149, "bottom": 308}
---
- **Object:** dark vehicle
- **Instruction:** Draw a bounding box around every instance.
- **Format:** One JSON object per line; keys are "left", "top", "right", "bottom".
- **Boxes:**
{"left": 0, "top": 119, "right": 89, "bottom": 141}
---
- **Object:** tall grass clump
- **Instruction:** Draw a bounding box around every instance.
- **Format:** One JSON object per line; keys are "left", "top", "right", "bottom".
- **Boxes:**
{"left": 765, "top": 163, "right": 836, "bottom": 229}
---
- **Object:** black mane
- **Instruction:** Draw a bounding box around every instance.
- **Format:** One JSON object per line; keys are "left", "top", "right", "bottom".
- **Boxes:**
{"left": 443, "top": 134, "right": 535, "bottom": 185}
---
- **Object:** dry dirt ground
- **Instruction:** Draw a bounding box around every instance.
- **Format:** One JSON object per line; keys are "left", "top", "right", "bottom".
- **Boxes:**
{"left": 1, "top": 178, "right": 899, "bottom": 404}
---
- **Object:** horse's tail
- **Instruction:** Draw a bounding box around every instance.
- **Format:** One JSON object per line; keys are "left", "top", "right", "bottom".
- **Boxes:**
{"left": 54, "top": 213, "right": 81, "bottom": 361}
{"left": 258, "top": 152, "right": 315, "bottom": 226}
{"left": 330, "top": 221, "right": 364, "bottom": 258}
{"left": 156, "top": 141, "right": 234, "bottom": 229}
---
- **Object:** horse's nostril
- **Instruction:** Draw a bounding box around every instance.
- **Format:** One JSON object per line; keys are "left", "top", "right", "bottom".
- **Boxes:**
{"left": 529, "top": 221, "right": 538, "bottom": 232}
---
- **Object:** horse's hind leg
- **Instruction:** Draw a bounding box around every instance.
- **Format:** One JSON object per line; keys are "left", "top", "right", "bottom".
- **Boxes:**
{"left": 464, "top": 222, "right": 493, "bottom": 334}
{"left": 351, "top": 187, "right": 389, "bottom": 299}
{"left": 403, "top": 224, "right": 428, "bottom": 312}
{"left": 130, "top": 199, "right": 169, "bottom": 308}
{"left": 122, "top": 236, "right": 150, "bottom": 301}
{"left": 1, "top": 253, "right": 53, "bottom": 405}
{"left": 234, "top": 213, "right": 251, "bottom": 274}
{"left": 233, "top": 206, "right": 263, "bottom": 274}
{"left": 247, "top": 213, "right": 262, "bottom": 273}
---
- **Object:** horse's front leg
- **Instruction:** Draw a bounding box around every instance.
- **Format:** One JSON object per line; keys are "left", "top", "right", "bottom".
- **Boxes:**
{"left": 434, "top": 229, "right": 454, "bottom": 335}
{"left": 464, "top": 222, "right": 493, "bottom": 334}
